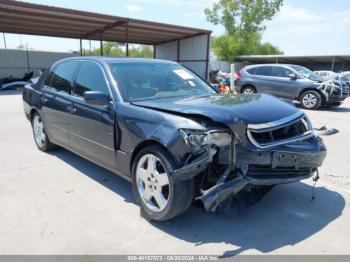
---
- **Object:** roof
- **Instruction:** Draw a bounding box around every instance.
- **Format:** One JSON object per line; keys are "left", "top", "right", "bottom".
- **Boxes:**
{"left": 236, "top": 55, "right": 350, "bottom": 64}
{"left": 0, "top": 0, "right": 210, "bottom": 45}
{"left": 63, "top": 56, "right": 177, "bottom": 64}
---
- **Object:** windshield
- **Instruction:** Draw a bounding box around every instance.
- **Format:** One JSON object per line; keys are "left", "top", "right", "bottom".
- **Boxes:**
{"left": 290, "top": 65, "right": 321, "bottom": 81}
{"left": 109, "top": 62, "right": 216, "bottom": 102}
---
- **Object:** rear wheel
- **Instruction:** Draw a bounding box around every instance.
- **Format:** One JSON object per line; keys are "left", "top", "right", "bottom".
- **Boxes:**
{"left": 299, "top": 90, "right": 322, "bottom": 110}
{"left": 31, "top": 112, "right": 56, "bottom": 151}
{"left": 241, "top": 85, "right": 256, "bottom": 94}
{"left": 132, "top": 145, "right": 194, "bottom": 221}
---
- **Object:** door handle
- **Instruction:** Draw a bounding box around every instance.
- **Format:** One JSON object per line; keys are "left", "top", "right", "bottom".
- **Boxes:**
{"left": 41, "top": 97, "right": 48, "bottom": 103}
{"left": 67, "top": 106, "right": 76, "bottom": 113}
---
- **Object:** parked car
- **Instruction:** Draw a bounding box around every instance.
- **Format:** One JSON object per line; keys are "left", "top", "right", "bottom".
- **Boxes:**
{"left": 314, "top": 70, "right": 338, "bottom": 80}
{"left": 235, "top": 64, "right": 350, "bottom": 109}
{"left": 23, "top": 57, "right": 327, "bottom": 221}
{"left": 337, "top": 71, "right": 350, "bottom": 84}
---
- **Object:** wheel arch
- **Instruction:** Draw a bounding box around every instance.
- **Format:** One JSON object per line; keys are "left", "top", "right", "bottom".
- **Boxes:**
{"left": 29, "top": 108, "right": 39, "bottom": 122}
{"left": 129, "top": 140, "right": 177, "bottom": 175}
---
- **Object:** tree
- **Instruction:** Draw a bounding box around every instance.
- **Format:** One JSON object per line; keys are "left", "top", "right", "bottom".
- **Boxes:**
{"left": 211, "top": 31, "right": 283, "bottom": 61}
{"left": 205, "top": 0, "right": 283, "bottom": 36}
{"left": 205, "top": 0, "right": 284, "bottom": 61}
{"left": 85, "top": 42, "right": 153, "bottom": 58}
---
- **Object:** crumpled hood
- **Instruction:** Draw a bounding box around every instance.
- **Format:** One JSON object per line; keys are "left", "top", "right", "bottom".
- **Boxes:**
{"left": 132, "top": 94, "right": 300, "bottom": 127}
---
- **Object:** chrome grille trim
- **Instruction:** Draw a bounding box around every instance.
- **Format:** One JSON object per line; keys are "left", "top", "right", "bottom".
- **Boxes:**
{"left": 247, "top": 112, "right": 314, "bottom": 149}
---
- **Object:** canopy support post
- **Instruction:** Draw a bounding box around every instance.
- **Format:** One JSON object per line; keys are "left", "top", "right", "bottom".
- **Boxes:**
{"left": 79, "top": 38, "right": 82, "bottom": 56}
{"left": 205, "top": 33, "right": 211, "bottom": 80}
{"left": 2, "top": 33, "right": 6, "bottom": 49}
{"left": 100, "top": 33, "right": 103, "bottom": 56}
{"left": 125, "top": 20, "right": 129, "bottom": 57}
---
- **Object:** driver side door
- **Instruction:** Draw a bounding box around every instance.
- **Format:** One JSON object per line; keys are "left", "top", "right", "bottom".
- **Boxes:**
{"left": 67, "top": 61, "right": 116, "bottom": 170}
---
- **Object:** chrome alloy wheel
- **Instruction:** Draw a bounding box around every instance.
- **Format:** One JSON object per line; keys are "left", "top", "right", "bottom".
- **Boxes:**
{"left": 302, "top": 93, "right": 317, "bottom": 108}
{"left": 33, "top": 114, "right": 46, "bottom": 148}
{"left": 243, "top": 88, "right": 254, "bottom": 94}
{"left": 136, "top": 154, "right": 170, "bottom": 212}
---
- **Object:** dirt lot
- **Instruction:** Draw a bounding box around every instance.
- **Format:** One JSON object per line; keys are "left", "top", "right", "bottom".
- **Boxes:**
{"left": 0, "top": 90, "right": 349, "bottom": 256}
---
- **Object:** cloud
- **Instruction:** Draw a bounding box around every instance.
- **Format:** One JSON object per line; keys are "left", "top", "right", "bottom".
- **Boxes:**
{"left": 184, "top": 11, "right": 205, "bottom": 18}
{"left": 269, "top": 4, "right": 350, "bottom": 35}
{"left": 275, "top": 5, "right": 350, "bottom": 26}
{"left": 127, "top": 4, "right": 141, "bottom": 13}
{"left": 275, "top": 6, "right": 324, "bottom": 23}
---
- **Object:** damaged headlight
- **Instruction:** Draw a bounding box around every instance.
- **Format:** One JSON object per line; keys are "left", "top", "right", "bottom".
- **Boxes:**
{"left": 179, "top": 129, "right": 232, "bottom": 152}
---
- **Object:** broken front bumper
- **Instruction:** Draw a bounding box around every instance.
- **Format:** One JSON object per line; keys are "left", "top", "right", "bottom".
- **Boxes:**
{"left": 199, "top": 136, "right": 326, "bottom": 212}
{"left": 170, "top": 133, "right": 326, "bottom": 212}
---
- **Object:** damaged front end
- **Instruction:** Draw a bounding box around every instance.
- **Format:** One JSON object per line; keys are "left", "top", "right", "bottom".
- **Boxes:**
{"left": 170, "top": 111, "right": 327, "bottom": 213}
{"left": 317, "top": 80, "right": 350, "bottom": 104}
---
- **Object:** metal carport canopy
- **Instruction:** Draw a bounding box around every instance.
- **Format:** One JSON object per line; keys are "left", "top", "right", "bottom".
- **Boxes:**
{"left": 0, "top": 0, "right": 210, "bottom": 46}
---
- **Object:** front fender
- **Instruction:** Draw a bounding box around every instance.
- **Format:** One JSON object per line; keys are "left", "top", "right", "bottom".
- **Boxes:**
{"left": 116, "top": 103, "right": 204, "bottom": 165}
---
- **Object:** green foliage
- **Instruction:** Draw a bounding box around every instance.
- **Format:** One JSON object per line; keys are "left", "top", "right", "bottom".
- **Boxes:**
{"left": 128, "top": 45, "right": 153, "bottom": 58}
{"left": 85, "top": 42, "right": 153, "bottom": 58}
{"left": 211, "top": 32, "right": 283, "bottom": 61}
{"left": 205, "top": 0, "right": 283, "bottom": 35}
{"left": 205, "top": 0, "right": 284, "bottom": 61}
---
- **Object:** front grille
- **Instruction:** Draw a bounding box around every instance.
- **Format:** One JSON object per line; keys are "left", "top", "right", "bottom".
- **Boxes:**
{"left": 341, "top": 85, "right": 350, "bottom": 94}
{"left": 247, "top": 165, "right": 312, "bottom": 179}
{"left": 247, "top": 112, "right": 313, "bottom": 149}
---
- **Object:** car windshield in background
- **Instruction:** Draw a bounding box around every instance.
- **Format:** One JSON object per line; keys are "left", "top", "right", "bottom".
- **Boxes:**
{"left": 290, "top": 65, "right": 321, "bottom": 81}
{"left": 109, "top": 62, "right": 216, "bottom": 101}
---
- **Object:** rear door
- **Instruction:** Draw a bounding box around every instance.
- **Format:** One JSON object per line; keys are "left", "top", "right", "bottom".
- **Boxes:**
{"left": 271, "top": 66, "right": 299, "bottom": 99}
{"left": 253, "top": 66, "right": 275, "bottom": 95}
{"left": 41, "top": 61, "right": 79, "bottom": 147}
{"left": 67, "top": 61, "right": 116, "bottom": 169}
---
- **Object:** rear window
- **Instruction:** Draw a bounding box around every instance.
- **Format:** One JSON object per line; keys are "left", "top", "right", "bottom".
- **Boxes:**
{"left": 255, "top": 66, "right": 273, "bottom": 76}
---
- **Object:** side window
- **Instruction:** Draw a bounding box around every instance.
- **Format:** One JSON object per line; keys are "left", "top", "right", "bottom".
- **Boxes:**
{"left": 272, "top": 67, "right": 293, "bottom": 78}
{"left": 73, "top": 62, "right": 109, "bottom": 97}
{"left": 246, "top": 68, "right": 256, "bottom": 75}
{"left": 255, "top": 66, "right": 273, "bottom": 76}
{"left": 48, "top": 61, "right": 79, "bottom": 94}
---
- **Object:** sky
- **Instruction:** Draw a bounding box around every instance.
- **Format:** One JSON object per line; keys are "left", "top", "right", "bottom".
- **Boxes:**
{"left": 1, "top": 0, "right": 350, "bottom": 55}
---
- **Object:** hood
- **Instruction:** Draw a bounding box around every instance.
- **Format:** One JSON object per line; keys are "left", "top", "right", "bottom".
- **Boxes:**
{"left": 132, "top": 94, "right": 300, "bottom": 128}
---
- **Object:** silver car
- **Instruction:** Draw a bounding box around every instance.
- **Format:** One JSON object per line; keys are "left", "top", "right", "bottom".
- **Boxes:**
{"left": 235, "top": 64, "right": 350, "bottom": 109}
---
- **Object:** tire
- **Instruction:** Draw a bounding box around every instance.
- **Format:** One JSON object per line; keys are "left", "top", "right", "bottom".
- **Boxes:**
{"left": 31, "top": 112, "right": 56, "bottom": 152}
{"left": 299, "top": 90, "right": 322, "bottom": 110}
{"left": 241, "top": 85, "right": 256, "bottom": 94}
{"left": 132, "top": 145, "right": 194, "bottom": 221}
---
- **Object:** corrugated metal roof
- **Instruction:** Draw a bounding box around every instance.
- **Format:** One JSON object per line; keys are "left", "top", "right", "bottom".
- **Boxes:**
{"left": 0, "top": 0, "right": 211, "bottom": 45}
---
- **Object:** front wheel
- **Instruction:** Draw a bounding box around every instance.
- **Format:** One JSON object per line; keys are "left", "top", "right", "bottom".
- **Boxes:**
{"left": 132, "top": 145, "right": 194, "bottom": 221}
{"left": 31, "top": 112, "right": 56, "bottom": 151}
{"left": 299, "top": 90, "right": 322, "bottom": 110}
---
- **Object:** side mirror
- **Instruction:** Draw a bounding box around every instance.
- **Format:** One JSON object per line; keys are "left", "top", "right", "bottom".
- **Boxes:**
{"left": 289, "top": 73, "right": 298, "bottom": 80}
{"left": 84, "top": 91, "right": 111, "bottom": 106}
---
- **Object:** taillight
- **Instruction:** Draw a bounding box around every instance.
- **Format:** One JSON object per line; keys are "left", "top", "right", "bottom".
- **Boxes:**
{"left": 236, "top": 70, "right": 241, "bottom": 79}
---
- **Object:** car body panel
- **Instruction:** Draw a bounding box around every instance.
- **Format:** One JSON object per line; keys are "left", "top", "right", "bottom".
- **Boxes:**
{"left": 131, "top": 94, "right": 299, "bottom": 127}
